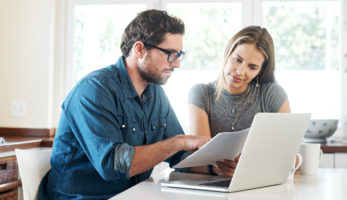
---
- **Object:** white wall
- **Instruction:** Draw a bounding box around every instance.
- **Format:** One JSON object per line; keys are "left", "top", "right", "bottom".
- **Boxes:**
{"left": 341, "top": 0, "right": 347, "bottom": 138}
{"left": 0, "top": 0, "right": 56, "bottom": 128}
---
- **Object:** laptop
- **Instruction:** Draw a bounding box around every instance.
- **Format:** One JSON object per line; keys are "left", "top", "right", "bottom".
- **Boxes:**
{"left": 161, "top": 113, "right": 311, "bottom": 192}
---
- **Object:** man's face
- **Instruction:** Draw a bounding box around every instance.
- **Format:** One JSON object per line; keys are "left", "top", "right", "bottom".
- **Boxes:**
{"left": 138, "top": 33, "right": 183, "bottom": 85}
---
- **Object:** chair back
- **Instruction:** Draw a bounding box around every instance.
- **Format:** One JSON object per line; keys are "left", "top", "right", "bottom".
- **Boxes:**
{"left": 15, "top": 148, "right": 52, "bottom": 200}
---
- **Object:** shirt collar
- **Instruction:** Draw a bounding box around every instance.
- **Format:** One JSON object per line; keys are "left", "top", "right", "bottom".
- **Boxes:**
{"left": 115, "top": 56, "right": 153, "bottom": 99}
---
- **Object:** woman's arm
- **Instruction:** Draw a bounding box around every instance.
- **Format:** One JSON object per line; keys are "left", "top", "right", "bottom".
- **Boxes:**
{"left": 278, "top": 99, "right": 291, "bottom": 113}
{"left": 188, "top": 104, "right": 211, "bottom": 137}
{"left": 188, "top": 104, "right": 213, "bottom": 174}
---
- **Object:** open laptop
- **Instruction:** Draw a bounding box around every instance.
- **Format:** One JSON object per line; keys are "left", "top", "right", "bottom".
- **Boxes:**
{"left": 161, "top": 113, "right": 311, "bottom": 192}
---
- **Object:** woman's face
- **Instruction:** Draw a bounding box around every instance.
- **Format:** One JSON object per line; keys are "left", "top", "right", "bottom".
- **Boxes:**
{"left": 223, "top": 43, "right": 264, "bottom": 94}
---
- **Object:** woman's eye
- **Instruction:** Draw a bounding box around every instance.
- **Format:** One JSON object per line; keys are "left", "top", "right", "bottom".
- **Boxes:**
{"left": 233, "top": 57, "right": 242, "bottom": 63}
{"left": 250, "top": 65, "right": 258, "bottom": 70}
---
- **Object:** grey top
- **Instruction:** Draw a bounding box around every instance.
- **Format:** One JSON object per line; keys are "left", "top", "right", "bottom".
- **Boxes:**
{"left": 188, "top": 82, "right": 287, "bottom": 137}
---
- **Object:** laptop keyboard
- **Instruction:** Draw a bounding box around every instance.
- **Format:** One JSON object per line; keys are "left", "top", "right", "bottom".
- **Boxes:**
{"left": 199, "top": 179, "right": 231, "bottom": 187}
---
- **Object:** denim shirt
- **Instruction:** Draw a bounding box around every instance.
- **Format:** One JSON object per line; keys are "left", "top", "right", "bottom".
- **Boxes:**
{"left": 38, "top": 57, "right": 185, "bottom": 199}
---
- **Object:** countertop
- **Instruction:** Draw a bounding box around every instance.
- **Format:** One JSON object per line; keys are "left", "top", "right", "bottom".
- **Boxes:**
{"left": 111, "top": 168, "right": 347, "bottom": 200}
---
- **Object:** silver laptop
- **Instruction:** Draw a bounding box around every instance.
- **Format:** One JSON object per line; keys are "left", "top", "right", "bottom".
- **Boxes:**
{"left": 161, "top": 113, "right": 311, "bottom": 192}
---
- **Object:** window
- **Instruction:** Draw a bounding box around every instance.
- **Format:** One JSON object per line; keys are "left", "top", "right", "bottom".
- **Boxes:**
{"left": 164, "top": 2, "right": 242, "bottom": 131}
{"left": 68, "top": 2, "right": 146, "bottom": 86}
{"left": 65, "top": 0, "right": 344, "bottom": 134}
{"left": 263, "top": 0, "right": 341, "bottom": 118}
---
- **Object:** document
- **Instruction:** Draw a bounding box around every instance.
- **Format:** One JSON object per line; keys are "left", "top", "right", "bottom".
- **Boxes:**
{"left": 174, "top": 128, "right": 249, "bottom": 168}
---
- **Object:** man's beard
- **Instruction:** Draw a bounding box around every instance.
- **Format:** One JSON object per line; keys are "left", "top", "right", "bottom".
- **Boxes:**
{"left": 139, "top": 65, "right": 173, "bottom": 85}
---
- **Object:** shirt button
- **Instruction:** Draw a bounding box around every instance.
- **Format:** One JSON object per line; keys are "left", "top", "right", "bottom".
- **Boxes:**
{"left": 132, "top": 128, "right": 136, "bottom": 132}
{"left": 152, "top": 126, "right": 156, "bottom": 130}
{"left": 121, "top": 124, "right": 126, "bottom": 128}
{"left": 164, "top": 123, "right": 167, "bottom": 128}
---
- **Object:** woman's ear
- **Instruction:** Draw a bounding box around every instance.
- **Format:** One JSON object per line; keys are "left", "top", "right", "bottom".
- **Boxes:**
{"left": 133, "top": 41, "right": 146, "bottom": 59}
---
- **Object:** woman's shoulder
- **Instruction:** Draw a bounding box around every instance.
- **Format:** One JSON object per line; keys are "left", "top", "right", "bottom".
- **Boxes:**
{"left": 190, "top": 82, "right": 217, "bottom": 94}
{"left": 260, "top": 81, "right": 285, "bottom": 92}
{"left": 259, "top": 81, "right": 287, "bottom": 100}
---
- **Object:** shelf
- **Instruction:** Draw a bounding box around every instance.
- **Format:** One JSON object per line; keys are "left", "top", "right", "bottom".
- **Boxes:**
{"left": 0, "top": 180, "right": 21, "bottom": 193}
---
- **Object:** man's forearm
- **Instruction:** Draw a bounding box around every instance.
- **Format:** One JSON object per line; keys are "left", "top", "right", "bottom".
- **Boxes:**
{"left": 128, "top": 135, "right": 183, "bottom": 177}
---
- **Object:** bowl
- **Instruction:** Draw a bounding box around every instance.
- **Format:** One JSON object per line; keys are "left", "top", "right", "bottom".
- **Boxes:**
{"left": 304, "top": 119, "right": 338, "bottom": 143}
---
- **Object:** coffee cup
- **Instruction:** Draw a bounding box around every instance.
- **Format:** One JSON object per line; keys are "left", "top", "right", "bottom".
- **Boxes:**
{"left": 298, "top": 143, "right": 323, "bottom": 175}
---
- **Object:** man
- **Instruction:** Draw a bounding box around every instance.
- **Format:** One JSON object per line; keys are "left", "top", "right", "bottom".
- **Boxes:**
{"left": 38, "top": 10, "right": 209, "bottom": 199}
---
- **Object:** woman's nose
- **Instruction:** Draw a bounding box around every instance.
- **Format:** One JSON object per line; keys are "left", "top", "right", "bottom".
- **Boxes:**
{"left": 235, "top": 64, "right": 245, "bottom": 75}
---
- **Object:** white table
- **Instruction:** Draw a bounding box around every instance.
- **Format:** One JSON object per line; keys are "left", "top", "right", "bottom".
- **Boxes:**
{"left": 110, "top": 168, "right": 347, "bottom": 200}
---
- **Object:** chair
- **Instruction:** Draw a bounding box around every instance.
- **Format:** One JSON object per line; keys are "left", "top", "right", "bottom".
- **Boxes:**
{"left": 15, "top": 149, "right": 52, "bottom": 200}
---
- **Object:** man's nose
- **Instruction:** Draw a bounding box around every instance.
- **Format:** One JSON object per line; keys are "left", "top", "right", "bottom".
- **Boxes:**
{"left": 170, "top": 58, "right": 181, "bottom": 69}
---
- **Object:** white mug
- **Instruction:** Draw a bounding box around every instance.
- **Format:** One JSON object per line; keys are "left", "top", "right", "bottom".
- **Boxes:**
{"left": 299, "top": 143, "right": 323, "bottom": 175}
{"left": 288, "top": 153, "right": 302, "bottom": 179}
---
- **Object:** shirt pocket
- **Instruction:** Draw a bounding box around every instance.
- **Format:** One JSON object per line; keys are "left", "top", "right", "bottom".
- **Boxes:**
{"left": 120, "top": 117, "right": 143, "bottom": 145}
{"left": 148, "top": 118, "right": 167, "bottom": 143}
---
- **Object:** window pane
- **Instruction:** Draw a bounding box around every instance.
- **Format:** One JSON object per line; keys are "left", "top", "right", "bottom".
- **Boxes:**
{"left": 263, "top": 1, "right": 341, "bottom": 118}
{"left": 167, "top": 2, "right": 242, "bottom": 70}
{"left": 165, "top": 2, "right": 242, "bottom": 132}
{"left": 73, "top": 4, "right": 146, "bottom": 83}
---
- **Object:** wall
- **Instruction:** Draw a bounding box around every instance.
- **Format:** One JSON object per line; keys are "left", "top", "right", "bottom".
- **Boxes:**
{"left": 0, "top": 0, "right": 56, "bottom": 128}
{"left": 342, "top": 0, "right": 347, "bottom": 138}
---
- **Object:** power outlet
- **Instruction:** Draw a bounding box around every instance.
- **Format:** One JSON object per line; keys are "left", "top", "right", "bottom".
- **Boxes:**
{"left": 10, "top": 100, "right": 26, "bottom": 116}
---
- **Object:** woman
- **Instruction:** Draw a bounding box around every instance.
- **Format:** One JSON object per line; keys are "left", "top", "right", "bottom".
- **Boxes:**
{"left": 188, "top": 26, "right": 290, "bottom": 176}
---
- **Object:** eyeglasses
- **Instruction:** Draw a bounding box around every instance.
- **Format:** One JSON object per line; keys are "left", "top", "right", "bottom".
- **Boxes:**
{"left": 145, "top": 43, "right": 185, "bottom": 63}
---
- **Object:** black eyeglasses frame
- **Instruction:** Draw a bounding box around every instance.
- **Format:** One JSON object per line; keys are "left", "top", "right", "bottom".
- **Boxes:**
{"left": 144, "top": 43, "right": 185, "bottom": 63}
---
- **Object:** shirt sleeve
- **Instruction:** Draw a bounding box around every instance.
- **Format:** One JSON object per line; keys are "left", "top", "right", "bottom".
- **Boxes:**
{"left": 114, "top": 143, "right": 135, "bottom": 177}
{"left": 63, "top": 78, "right": 134, "bottom": 181}
{"left": 188, "top": 83, "right": 210, "bottom": 113}
{"left": 262, "top": 82, "right": 288, "bottom": 112}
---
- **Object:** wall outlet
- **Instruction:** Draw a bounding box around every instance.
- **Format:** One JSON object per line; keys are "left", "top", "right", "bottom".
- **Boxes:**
{"left": 10, "top": 100, "right": 26, "bottom": 116}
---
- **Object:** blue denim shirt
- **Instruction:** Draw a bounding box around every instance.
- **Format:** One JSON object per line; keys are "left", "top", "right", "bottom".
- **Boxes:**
{"left": 38, "top": 57, "right": 185, "bottom": 199}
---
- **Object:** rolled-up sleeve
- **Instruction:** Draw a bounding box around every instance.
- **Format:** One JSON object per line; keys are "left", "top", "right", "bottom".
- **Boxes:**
{"left": 114, "top": 143, "right": 135, "bottom": 178}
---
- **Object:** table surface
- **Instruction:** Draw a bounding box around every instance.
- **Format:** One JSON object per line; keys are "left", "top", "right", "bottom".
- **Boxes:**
{"left": 111, "top": 168, "right": 347, "bottom": 200}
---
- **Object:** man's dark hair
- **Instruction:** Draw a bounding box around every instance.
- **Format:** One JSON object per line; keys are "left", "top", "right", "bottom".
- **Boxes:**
{"left": 120, "top": 9, "right": 185, "bottom": 57}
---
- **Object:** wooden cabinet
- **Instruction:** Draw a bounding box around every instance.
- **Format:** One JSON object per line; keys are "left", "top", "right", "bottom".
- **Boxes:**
{"left": 0, "top": 137, "right": 53, "bottom": 200}
{"left": 0, "top": 156, "right": 21, "bottom": 200}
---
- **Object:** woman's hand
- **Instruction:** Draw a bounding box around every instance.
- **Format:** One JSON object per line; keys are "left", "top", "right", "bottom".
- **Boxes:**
{"left": 213, "top": 155, "right": 241, "bottom": 177}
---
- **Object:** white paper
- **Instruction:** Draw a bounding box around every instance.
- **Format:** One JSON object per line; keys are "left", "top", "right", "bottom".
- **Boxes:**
{"left": 174, "top": 128, "right": 249, "bottom": 168}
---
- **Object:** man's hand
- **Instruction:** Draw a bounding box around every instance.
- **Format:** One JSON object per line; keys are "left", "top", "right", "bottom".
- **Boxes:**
{"left": 213, "top": 155, "right": 241, "bottom": 177}
{"left": 174, "top": 135, "right": 210, "bottom": 151}
{"left": 129, "top": 134, "right": 209, "bottom": 177}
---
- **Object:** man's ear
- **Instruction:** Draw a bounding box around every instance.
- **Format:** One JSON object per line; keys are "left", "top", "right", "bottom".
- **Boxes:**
{"left": 133, "top": 41, "right": 146, "bottom": 59}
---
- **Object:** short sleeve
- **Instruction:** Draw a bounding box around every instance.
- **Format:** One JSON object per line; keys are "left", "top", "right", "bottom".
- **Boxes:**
{"left": 262, "top": 82, "right": 288, "bottom": 112}
{"left": 188, "top": 83, "right": 210, "bottom": 114}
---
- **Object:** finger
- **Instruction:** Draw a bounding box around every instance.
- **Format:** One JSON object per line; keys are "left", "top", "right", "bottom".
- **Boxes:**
{"left": 216, "top": 162, "right": 236, "bottom": 177}
{"left": 235, "top": 155, "right": 241, "bottom": 161}
{"left": 197, "top": 137, "right": 210, "bottom": 148}
{"left": 213, "top": 166, "right": 223, "bottom": 176}
{"left": 222, "top": 159, "right": 237, "bottom": 168}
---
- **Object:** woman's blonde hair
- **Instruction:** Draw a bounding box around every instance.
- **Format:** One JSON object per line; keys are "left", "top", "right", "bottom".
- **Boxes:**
{"left": 216, "top": 26, "right": 276, "bottom": 100}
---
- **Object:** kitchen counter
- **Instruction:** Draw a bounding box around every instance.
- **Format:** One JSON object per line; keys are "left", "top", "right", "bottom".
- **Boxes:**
{"left": 321, "top": 141, "right": 347, "bottom": 153}
{"left": 314, "top": 138, "right": 347, "bottom": 153}
{"left": 111, "top": 168, "right": 347, "bottom": 200}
